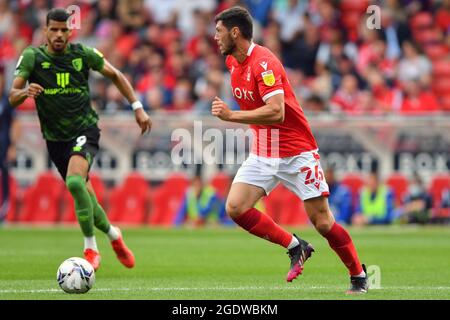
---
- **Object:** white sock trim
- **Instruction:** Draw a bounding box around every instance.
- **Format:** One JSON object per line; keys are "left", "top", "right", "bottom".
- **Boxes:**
{"left": 287, "top": 235, "right": 300, "bottom": 250}
{"left": 84, "top": 236, "right": 98, "bottom": 251}
{"left": 107, "top": 225, "right": 120, "bottom": 241}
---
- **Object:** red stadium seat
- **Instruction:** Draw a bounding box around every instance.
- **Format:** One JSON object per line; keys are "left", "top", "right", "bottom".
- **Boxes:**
{"left": 18, "top": 171, "right": 65, "bottom": 223}
{"left": 440, "top": 94, "right": 450, "bottom": 111}
{"left": 265, "top": 185, "right": 309, "bottom": 226}
{"left": 426, "top": 45, "right": 450, "bottom": 61}
{"left": 107, "top": 172, "right": 151, "bottom": 225}
{"left": 432, "top": 59, "right": 450, "bottom": 77}
{"left": 341, "top": 12, "right": 362, "bottom": 30}
{"left": 210, "top": 172, "right": 231, "bottom": 199}
{"left": 148, "top": 174, "right": 189, "bottom": 226}
{"left": 341, "top": 173, "right": 365, "bottom": 209}
{"left": 340, "top": 0, "right": 369, "bottom": 13}
{"left": 0, "top": 174, "right": 20, "bottom": 223}
{"left": 410, "top": 12, "right": 434, "bottom": 30}
{"left": 429, "top": 175, "right": 450, "bottom": 217}
{"left": 386, "top": 173, "right": 409, "bottom": 206}
{"left": 433, "top": 78, "right": 450, "bottom": 96}
{"left": 60, "top": 173, "right": 107, "bottom": 223}
{"left": 413, "top": 28, "right": 443, "bottom": 45}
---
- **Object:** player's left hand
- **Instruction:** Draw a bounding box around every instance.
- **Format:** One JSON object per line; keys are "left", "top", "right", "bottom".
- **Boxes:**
{"left": 211, "top": 96, "right": 233, "bottom": 121}
{"left": 134, "top": 108, "right": 152, "bottom": 135}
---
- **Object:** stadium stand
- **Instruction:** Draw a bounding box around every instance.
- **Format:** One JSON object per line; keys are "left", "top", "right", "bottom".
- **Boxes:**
{"left": 108, "top": 172, "right": 151, "bottom": 224}
{"left": 18, "top": 171, "right": 64, "bottom": 223}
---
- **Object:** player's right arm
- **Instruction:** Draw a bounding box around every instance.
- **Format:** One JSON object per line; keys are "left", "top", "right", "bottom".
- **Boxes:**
{"left": 9, "top": 78, "right": 44, "bottom": 107}
{"left": 9, "top": 47, "right": 44, "bottom": 107}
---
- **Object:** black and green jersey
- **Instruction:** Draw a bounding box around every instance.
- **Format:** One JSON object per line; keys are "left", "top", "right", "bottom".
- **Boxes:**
{"left": 14, "top": 43, "right": 105, "bottom": 141}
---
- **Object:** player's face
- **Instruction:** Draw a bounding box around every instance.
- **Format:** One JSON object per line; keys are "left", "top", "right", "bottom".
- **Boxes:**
{"left": 214, "top": 21, "right": 236, "bottom": 56}
{"left": 45, "top": 20, "right": 71, "bottom": 53}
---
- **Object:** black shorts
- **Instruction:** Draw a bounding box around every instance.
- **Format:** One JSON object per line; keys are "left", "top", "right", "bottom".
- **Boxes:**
{"left": 46, "top": 126, "right": 100, "bottom": 181}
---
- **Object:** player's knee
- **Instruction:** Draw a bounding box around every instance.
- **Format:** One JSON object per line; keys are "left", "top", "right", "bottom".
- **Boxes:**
{"left": 314, "top": 220, "right": 333, "bottom": 235}
{"left": 66, "top": 175, "right": 86, "bottom": 195}
{"left": 309, "top": 208, "right": 334, "bottom": 235}
{"left": 226, "top": 200, "right": 246, "bottom": 220}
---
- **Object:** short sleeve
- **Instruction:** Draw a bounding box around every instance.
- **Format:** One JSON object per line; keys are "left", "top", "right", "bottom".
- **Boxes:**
{"left": 14, "top": 47, "right": 35, "bottom": 80}
{"left": 254, "top": 57, "right": 284, "bottom": 102}
{"left": 83, "top": 45, "right": 105, "bottom": 71}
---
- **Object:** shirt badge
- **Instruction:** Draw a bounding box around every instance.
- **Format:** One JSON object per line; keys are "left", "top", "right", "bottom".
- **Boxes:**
{"left": 261, "top": 70, "right": 275, "bottom": 86}
{"left": 72, "top": 58, "right": 83, "bottom": 71}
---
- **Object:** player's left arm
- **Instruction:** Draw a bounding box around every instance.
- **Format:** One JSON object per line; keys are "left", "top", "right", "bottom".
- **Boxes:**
{"left": 99, "top": 60, "right": 152, "bottom": 134}
{"left": 211, "top": 94, "right": 284, "bottom": 125}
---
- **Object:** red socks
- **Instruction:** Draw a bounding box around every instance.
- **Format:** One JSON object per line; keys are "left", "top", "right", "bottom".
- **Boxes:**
{"left": 324, "top": 222, "right": 363, "bottom": 276}
{"left": 233, "top": 210, "right": 363, "bottom": 276}
{"left": 233, "top": 208, "right": 292, "bottom": 248}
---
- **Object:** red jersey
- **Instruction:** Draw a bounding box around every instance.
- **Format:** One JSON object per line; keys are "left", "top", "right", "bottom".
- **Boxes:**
{"left": 225, "top": 43, "right": 318, "bottom": 158}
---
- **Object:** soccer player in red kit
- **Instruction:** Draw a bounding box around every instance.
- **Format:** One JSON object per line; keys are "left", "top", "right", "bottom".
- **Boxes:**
{"left": 212, "top": 7, "right": 368, "bottom": 294}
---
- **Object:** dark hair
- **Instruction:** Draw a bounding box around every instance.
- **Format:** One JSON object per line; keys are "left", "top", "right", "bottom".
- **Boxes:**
{"left": 46, "top": 8, "right": 71, "bottom": 26}
{"left": 214, "top": 6, "right": 253, "bottom": 40}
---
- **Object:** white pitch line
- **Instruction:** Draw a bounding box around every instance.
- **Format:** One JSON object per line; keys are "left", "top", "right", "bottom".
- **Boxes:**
{"left": 1, "top": 286, "right": 450, "bottom": 294}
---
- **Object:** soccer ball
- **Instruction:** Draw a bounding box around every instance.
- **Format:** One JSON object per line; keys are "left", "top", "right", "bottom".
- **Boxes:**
{"left": 56, "top": 257, "right": 95, "bottom": 294}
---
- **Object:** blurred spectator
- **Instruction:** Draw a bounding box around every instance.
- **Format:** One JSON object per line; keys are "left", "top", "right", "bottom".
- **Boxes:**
{"left": 174, "top": 0, "right": 216, "bottom": 41}
{"left": 117, "top": 0, "right": 148, "bottom": 31}
{"left": 380, "top": 7, "right": 411, "bottom": 60}
{"left": 352, "top": 171, "right": 395, "bottom": 225}
{"left": 168, "top": 78, "right": 194, "bottom": 111}
{"left": 143, "top": 86, "right": 166, "bottom": 112}
{"left": 399, "top": 79, "right": 439, "bottom": 114}
{"left": 0, "top": 69, "right": 19, "bottom": 222}
{"left": 303, "top": 95, "right": 327, "bottom": 114}
{"left": 366, "top": 67, "right": 402, "bottom": 114}
{"left": 330, "top": 74, "right": 365, "bottom": 114}
{"left": 283, "top": 22, "right": 320, "bottom": 76}
{"left": 174, "top": 174, "right": 228, "bottom": 227}
{"left": 193, "top": 80, "right": 221, "bottom": 115}
{"left": 243, "top": 0, "right": 272, "bottom": 27}
{"left": 144, "top": 0, "right": 177, "bottom": 25}
{"left": 435, "top": 0, "right": 450, "bottom": 33}
{"left": 325, "top": 167, "right": 353, "bottom": 225}
{"left": 0, "top": 0, "right": 13, "bottom": 36}
{"left": 396, "top": 173, "right": 432, "bottom": 224}
{"left": 273, "top": 0, "right": 307, "bottom": 43}
{"left": 397, "top": 41, "right": 432, "bottom": 87}
{"left": 93, "top": 0, "right": 118, "bottom": 27}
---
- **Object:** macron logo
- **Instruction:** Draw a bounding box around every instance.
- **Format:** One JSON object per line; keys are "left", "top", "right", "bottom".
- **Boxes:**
{"left": 260, "top": 61, "right": 268, "bottom": 70}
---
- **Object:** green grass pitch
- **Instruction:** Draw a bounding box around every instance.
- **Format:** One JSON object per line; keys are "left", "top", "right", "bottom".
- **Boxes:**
{"left": 0, "top": 225, "right": 449, "bottom": 300}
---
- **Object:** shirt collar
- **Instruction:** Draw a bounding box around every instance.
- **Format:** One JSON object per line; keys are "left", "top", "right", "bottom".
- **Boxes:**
{"left": 247, "top": 42, "right": 256, "bottom": 56}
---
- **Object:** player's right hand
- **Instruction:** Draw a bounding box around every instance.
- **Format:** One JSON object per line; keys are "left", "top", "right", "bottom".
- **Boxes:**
{"left": 26, "top": 83, "right": 44, "bottom": 98}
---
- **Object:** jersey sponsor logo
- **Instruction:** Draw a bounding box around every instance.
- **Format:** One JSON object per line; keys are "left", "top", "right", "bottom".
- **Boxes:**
{"left": 44, "top": 88, "right": 82, "bottom": 95}
{"left": 261, "top": 70, "right": 275, "bottom": 86}
{"left": 41, "top": 62, "right": 51, "bottom": 69}
{"left": 232, "top": 87, "right": 255, "bottom": 102}
{"left": 259, "top": 61, "right": 268, "bottom": 70}
{"left": 72, "top": 58, "right": 83, "bottom": 71}
{"left": 56, "top": 72, "right": 70, "bottom": 88}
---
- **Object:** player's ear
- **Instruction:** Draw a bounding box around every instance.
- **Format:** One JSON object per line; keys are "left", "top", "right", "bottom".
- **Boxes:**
{"left": 231, "top": 27, "right": 239, "bottom": 39}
